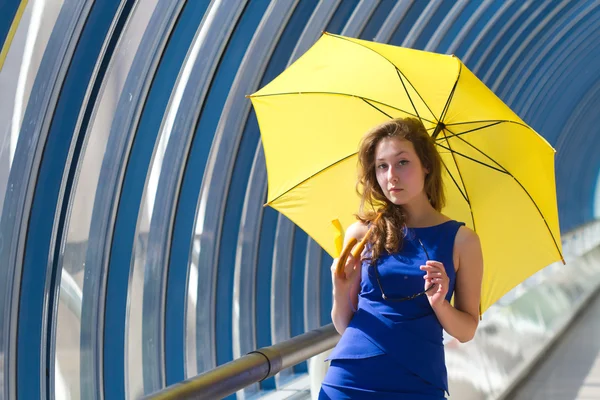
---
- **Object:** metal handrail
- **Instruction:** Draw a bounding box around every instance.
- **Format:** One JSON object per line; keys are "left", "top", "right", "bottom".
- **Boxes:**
{"left": 144, "top": 324, "right": 339, "bottom": 399}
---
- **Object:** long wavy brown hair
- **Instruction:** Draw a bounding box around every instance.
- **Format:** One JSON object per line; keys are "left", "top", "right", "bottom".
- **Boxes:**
{"left": 356, "top": 117, "right": 446, "bottom": 264}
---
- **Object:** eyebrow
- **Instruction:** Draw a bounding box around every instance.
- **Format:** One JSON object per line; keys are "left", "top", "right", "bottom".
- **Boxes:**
{"left": 376, "top": 151, "right": 407, "bottom": 161}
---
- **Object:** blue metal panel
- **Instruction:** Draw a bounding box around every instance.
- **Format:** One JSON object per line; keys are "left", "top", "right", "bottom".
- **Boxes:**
{"left": 551, "top": 54, "right": 600, "bottom": 230}
{"left": 339, "top": 0, "right": 379, "bottom": 37}
{"left": 436, "top": 0, "right": 481, "bottom": 54}
{"left": 528, "top": 24, "right": 600, "bottom": 140}
{"left": 500, "top": 0, "right": 588, "bottom": 104}
{"left": 165, "top": 0, "right": 268, "bottom": 377}
{"left": 102, "top": 1, "right": 194, "bottom": 397}
{"left": 518, "top": 9, "right": 600, "bottom": 125}
{"left": 475, "top": 0, "right": 541, "bottom": 79}
{"left": 101, "top": 1, "right": 184, "bottom": 396}
{"left": 304, "top": 237, "right": 322, "bottom": 331}
{"left": 82, "top": 3, "right": 186, "bottom": 400}
{"left": 1, "top": 1, "right": 95, "bottom": 398}
{"left": 492, "top": 0, "right": 575, "bottom": 96}
{"left": 156, "top": 0, "right": 243, "bottom": 387}
{"left": 412, "top": 0, "right": 455, "bottom": 50}
{"left": 485, "top": 0, "right": 554, "bottom": 88}
{"left": 236, "top": 2, "right": 339, "bottom": 396}
{"left": 452, "top": 0, "right": 504, "bottom": 58}
{"left": 320, "top": 250, "right": 333, "bottom": 326}
{"left": 553, "top": 68, "right": 600, "bottom": 231}
{"left": 424, "top": 0, "right": 468, "bottom": 52}
{"left": 462, "top": 1, "right": 521, "bottom": 66}
{"left": 290, "top": 228, "right": 308, "bottom": 373}
{"left": 193, "top": 1, "right": 299, "bottom": 385}
{"left": 510, "top": 1, "right": 597, "bottom": 112}
{"left": 373, "top": 1, "right": 413, "bottom": 43}
{"left": 574, "top": 92, "right": 600, "bottom": 225}
{"left": 254, "top": 202, "right": 278, "bottom": 391}
{"left": 360, "top": 0, "right": 396, "bottom": 41}
{"left": 324, "top": 0, "right": 359, "bottom": 34}
{"left": 389, "top": 0, "right": 427, "bottom": 45}
{"left": 232, "top": 145, "right": 267, "bottom": 397}
{"left": 212, "top": 0, "right": 309, "bottom": 383}
{"left": 562, "top": 84, "right": 600, "bottom": 215}
{"left": 560, "top": 104, "right": 600, "bottom": 230}
{"left": 23, "top": 2, "right": 132, "bottom": 399}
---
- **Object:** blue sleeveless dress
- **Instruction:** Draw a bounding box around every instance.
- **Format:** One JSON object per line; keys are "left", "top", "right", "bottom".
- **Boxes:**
{"left": 319, "top": 220, "right": 465, "bottom": 400}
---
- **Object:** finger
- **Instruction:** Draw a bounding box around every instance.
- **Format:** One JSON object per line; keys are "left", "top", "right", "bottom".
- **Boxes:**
{"left": 420, "top": 265, "right": 447, "bottom": 278}
{"left": 345, "top": 254, "right": 357, "bottom": 271}
{"left": 426, "top": 260, "right": 445, "bottom": 271}
{"left": 423, "top": 274, "right": 445, "bottom": 280}
{"left": 419, "top": 265, "right": 441, "bottom": 272}
{"left": 330, "top": 258, "right": 339, "bottom": 271}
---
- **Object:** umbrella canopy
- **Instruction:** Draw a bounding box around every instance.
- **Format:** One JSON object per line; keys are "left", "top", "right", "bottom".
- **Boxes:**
{"left": 248, "top": 32, "right": 564, "bottom": 315}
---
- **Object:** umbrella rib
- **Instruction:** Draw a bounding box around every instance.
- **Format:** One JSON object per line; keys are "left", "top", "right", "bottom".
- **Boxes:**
{"left": 266, "top": 153, "right": 357, "bottom": 206}
{"left": 445, "top": 119, "right": 531, "bottom": 130}
{"left": 443, "top": 127, "right": 565, "bottom": 263}
{"left": 435, "top": 62, "right": 461, "bottom": 136}
{"left": 440, "top": 158, "right": 469, "bottom": 203}
{"left": 436, "top": 143, "right": 508, "bottom": 174}
{"left": 438, "top": 129, "right": 476, "bottom": 231}
{"left": 323, "top": 32, "right": 439, "bottom": 122}
{"left": 396, "top": 68, "right": 421, "bottom": 121}
{"left": 394, "top": 67, "right": 438, "bottom": 123}
{"left": 361, "top": 98, "right": 393, "bottom": 119}
{"left": 444, "top": 126, "right": 507, "bottom": 171}
{"left": 435, "top": 121, "right": 503, "bottom": 141}
{"left": 250, "top": 91, "right": 437, "bottom": 125}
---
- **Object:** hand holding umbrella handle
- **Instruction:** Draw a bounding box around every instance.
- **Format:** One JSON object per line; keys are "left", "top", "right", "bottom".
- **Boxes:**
{"left": 334, "top": 224, "right": 375, "bottom": 278}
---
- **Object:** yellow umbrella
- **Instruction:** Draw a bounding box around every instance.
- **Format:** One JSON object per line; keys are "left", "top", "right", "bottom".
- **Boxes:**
{"left": 248, "top": 32, "right": 564, "bottom": 316}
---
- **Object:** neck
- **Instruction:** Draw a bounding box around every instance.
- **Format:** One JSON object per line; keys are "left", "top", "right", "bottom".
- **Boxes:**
{"left": 402, "top": 194, "right": 440, "bottom": 227}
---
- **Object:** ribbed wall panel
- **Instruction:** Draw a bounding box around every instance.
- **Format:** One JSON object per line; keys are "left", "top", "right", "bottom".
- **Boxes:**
{"left": 0, "top": 1, "right": 599, "bottom": 399}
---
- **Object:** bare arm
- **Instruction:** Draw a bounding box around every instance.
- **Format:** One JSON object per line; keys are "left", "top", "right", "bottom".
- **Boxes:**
{"left": 431, "top": 227, "right": 483, "bottom": 343}
{"left": 330, "top": 221, "right": 368, "bottom": 335}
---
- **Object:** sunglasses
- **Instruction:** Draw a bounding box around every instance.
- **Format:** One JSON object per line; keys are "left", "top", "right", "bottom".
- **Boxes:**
{"left": 373, "top": 236, "right": 435, "bottom": 302}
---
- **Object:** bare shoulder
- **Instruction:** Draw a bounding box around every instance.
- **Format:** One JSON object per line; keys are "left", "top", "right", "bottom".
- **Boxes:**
{"left": 455, "top": 225, "right": 483, "bottom": 271}
{"left": 345, "top": 220, "right": 369, "bottom": 243}
{"left": 456, "top": 225, "right": 480, "bottom": 247}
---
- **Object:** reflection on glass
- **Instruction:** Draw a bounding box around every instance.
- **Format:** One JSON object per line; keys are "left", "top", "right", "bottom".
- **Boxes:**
{"left": 0, "top": 0, "right": 64, "bottom": 397}
{"left": 126, "top": 67, "right": 179, "bottom": 397}
{"left": 186, "top": 253, "right": 199, "bottom": 378}
{"left": 53, "top": 1, "right": 157, "bottom": 398}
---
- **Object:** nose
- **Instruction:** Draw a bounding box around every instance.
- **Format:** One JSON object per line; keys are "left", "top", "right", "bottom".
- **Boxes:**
{"left": 387, "top": 166, "right": 398, "bottom": 183}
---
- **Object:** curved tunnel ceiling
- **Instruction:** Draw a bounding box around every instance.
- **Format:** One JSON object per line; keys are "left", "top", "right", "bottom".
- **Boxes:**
{"left": 0, "top": 1, "right": 599, "bottom": 399}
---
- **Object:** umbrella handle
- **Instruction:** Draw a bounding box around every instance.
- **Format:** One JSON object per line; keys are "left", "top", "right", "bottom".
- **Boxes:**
{"left": 334, "top": 225, "right": 374, "bottom": 278}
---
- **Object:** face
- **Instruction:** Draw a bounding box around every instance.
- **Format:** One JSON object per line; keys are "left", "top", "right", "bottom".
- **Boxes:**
{"left": 375, "top": 137, "right": 429, "bottom": 206}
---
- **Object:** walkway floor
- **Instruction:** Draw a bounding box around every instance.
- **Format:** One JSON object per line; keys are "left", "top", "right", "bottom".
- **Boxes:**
{"left": 508, "top": 291, "right": 600, "bottom": 400}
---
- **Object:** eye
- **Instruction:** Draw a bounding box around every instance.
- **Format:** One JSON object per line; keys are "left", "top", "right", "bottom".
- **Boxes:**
{"left": 377, "top": 163, "right": 387, "bottom": 169}
{"left": 398, "top": 160, "right": 409, "bottom": 166}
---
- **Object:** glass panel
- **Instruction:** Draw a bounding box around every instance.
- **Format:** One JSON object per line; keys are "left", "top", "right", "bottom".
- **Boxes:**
{"left": 53, "top": 2, "right": 158, "bottom": 398}
{"left": 0, "top": 0, "right": 64, "bottom": 397}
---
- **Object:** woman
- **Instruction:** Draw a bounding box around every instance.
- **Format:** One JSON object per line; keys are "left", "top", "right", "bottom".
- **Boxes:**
{"left": 319, "top": 117, "right": 483, "bottom": 399}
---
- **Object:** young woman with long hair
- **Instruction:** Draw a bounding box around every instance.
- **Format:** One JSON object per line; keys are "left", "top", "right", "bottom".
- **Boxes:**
{"left": 319, "top": 117, "right": 483, "bottom": 399}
